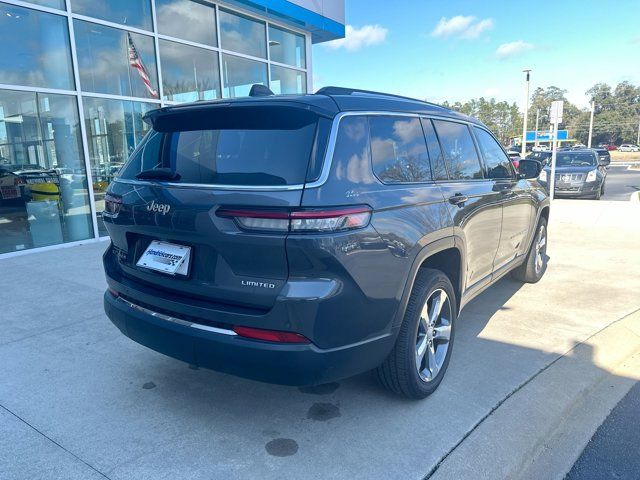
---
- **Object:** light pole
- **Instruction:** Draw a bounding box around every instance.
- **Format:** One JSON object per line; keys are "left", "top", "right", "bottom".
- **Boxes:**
{"left": 637, "top": 118, "right": 640, "bottom": 145}
{"left": 534, "top": 109, "right": 540, "bottom": 148}
{"left": 587, "top": 100, "right": 595, "bottom": 148}
{"left": 521, "top": 69, "right": 531, "bottom": 157}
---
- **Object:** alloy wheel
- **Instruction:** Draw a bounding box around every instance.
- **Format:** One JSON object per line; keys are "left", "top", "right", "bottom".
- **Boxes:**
{"left": 415, "top": 289, "right": 452, "bottom": 382}
{"left": 534, "top": 224, "right": 547, "bottom": 275}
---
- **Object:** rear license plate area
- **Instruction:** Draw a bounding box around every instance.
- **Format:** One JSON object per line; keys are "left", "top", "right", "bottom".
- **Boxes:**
{"left": 136, "top": 240, "right": 191, "bottom": 276}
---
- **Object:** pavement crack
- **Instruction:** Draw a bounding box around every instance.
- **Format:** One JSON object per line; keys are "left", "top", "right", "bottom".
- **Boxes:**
{"left": 423, "top": 306, "right": 640, "bottom": 479}
{"left": 0, "top": 403, "right": 112, "bottom": 480}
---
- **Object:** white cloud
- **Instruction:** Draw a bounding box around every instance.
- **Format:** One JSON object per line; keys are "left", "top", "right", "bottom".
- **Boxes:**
{"left": 495, "top": 40, "right": 535, "bottom": 59}
{"left": 431, "top": 16, "right": 493, "bottom": 40}
{"left": 324, "top": 25, "right": 388, "bottom": 51}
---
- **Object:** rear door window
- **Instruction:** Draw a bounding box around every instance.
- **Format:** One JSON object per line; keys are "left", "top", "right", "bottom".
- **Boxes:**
{"left": 369, "top": 116, "right": 431, "bottom": 183}
{"left": 421, "top": 118, "right": 448, "bottom": 180}
{"left": 473, "top": 127, "right": 514, "bottom": 179}
{"left": 432, "top": 120, "right": 484, "bottom": 180}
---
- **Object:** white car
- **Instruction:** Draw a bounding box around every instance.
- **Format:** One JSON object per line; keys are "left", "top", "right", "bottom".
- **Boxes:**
{"left": 532, "top": 145, "right": 551, "bottom": 152}
{"left": 618, "top": 144, "right": 640, "bottom": 152}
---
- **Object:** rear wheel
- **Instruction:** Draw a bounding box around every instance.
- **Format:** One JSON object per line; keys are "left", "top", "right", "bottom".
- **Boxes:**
{"left": 512, "top": 217, "right": 548, "bottom": 283}
{"left": 376, "top": 269, "right": 456, "bottom": 399}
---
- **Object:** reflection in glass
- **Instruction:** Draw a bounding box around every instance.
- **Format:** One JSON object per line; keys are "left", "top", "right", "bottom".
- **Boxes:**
{"left": 270, "top": 65, "right": 306, "bottom": 95}
{"left": 82, "top": 97, "right": 152, "bottom": 235}
{"left": 219, "top": 9, "right": 266, "bottom": 59}
{"left": 0, "top": 4, "right": 74, "bottom": 90}
{"left": 74, "top": 20, "right": 159, "bottom": 100}
{"left": 474, "top": 127, "right": 514, "bottom": 179}
{"left": 0, "top": 90, "right": 93, "bottom": 254}
{"left": 370, "top": 116, "right": 430, "bottom": 184}
{"left": 160, "top": 40, "right": 220, "bottom": 102}
{"left": 432, "top": 120, "right": 483, "bottom": 180}
{"left": 71, "top": 0, "right": 152, "bottom": 30}
{"left": 25, "top": 0, "right": 65, "bottom": 9}
{"left": 156, "top": 0, "right": 217, "bottom": 46}
{"left": 268, "top": 25, "right": 305, "bottom": 68}
{"left": 222, "top": 54, "right": 268, "bottom": 98}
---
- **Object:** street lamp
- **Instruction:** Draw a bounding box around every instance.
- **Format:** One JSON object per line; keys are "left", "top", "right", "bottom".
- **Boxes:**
{"left": 521, "top": 69, "right": 531, "bottom": 158}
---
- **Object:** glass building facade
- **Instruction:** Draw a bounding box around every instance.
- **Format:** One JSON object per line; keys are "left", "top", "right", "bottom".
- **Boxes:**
{"left": 0, "top": 0, "right": 328, "bottom": 255}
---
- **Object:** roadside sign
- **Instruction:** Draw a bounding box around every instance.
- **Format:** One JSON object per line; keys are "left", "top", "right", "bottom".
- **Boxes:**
{"left": 526, "top": 130, "right": 568, "bottom": 142}
{"left": 550, "top": 100, "right": 564, "bottom": 125}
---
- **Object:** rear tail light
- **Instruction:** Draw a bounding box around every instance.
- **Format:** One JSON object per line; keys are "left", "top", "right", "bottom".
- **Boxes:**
{"left": 217, "top": 205, "right": 372, "bottom": 233}
{"left": 233, "top": 326, "right": 310, "bottom": 344}
{"left": 104, "top": 193, "right": 122, "bottom": 217}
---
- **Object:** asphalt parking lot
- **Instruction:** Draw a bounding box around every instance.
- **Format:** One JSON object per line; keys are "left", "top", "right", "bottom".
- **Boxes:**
{"left": 1, "top": 200, "right": 639, "bottom": 480}
{"left": 601, "top": 165, "right": 640, "bottom": 201}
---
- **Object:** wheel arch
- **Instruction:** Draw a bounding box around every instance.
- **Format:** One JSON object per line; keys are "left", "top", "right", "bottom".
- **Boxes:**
{"left": 393, "top": 237, "right": 465, "bottom": 328}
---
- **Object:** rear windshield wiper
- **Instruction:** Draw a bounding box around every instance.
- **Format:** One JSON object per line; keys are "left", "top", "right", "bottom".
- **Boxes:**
{"left": 135, "top": 168, "right": 181, "bottom": 181}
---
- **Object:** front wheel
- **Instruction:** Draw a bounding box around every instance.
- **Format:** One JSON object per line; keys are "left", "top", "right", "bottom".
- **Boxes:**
{"left": 375, "top": 269, "right": 457, "bottom": 399}
{"left": 512, "top": 217, "right": 548, "bottom": 283}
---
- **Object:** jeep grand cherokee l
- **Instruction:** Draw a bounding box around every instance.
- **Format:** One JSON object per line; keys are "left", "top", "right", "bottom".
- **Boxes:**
{"left": 103, "top": 86, "right": 549, "bottom": 399}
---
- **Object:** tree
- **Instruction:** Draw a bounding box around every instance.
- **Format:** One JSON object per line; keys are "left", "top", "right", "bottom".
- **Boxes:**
{"left": 444, "top": 97, "right": 522, "bottom": 144}
{"left": 442, "top": 80, "right": 639, "bottom": 146}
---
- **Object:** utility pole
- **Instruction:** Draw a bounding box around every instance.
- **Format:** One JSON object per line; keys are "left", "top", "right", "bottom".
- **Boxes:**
{"left": 637, "top": 118, "right": 640, "bottom": 145}
{"left": 534, "top": 109, "right": 540, "bottom": 148}
{"left": 521, "top": 69, "right": 532, "bottom": 157}
{"left": 587, "top": 100, "right": 595, "bottom": 148}
{"left": 549, "top": 100, "right": 564, "bottom": 202}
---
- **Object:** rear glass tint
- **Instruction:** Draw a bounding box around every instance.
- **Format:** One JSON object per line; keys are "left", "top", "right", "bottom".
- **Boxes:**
{"left": 120, "top": 106, "right": 320, "bottom": 186}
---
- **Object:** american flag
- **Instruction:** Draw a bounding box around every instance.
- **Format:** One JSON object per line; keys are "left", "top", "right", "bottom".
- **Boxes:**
{"left": 127, "top": 32, "right": 158, "bottom": 98}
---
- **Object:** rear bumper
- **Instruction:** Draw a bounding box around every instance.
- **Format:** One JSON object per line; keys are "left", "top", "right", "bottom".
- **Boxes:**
{"left": 104, "top": 291, "right": 395, "bottom": 386}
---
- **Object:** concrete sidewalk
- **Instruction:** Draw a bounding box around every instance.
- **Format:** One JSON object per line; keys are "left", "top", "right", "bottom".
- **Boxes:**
{"left": 1, "top": 200, "right": 639, "bottom": 480}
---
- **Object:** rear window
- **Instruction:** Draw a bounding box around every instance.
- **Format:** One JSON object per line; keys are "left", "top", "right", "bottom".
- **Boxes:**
{"left": 119, "top": 106, "right": 321, "bottom": 186}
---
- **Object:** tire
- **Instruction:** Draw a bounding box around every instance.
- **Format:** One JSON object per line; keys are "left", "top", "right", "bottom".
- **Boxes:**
{"left": 592, "top": 185, "right": 602, "bottom": 200}
{"left": 375, "top": 268, "right": 457, "bottom": 399}
{"left": 511, "top": 216, "right": 548, "bottom": 283}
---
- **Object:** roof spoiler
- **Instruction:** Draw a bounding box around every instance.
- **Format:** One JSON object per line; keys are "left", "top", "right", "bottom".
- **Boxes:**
{"left": 249, "top": 84, "right": 274, "bottom": 97}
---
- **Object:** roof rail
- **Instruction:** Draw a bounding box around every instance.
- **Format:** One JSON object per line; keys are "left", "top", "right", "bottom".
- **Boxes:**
{"left": 315, "top": 86, "right": 436, "bottom": 106}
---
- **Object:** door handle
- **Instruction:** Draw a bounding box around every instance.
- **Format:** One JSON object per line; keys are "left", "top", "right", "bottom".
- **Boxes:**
{"left": 448, "top": 193, "right": 468, "bottom": 206}
{"left": 494, "top": 182, "right": 514, "bottom": 194}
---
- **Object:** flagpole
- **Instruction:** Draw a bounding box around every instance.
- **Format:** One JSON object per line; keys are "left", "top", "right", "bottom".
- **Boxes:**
{"left": 126, "top": 33, "right": 133, "bottom": 98}
{"left": 193, "top": 61, "right": 198, "bottom": 100}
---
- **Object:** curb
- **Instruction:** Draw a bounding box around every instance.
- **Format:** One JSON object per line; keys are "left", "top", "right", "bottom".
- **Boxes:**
{"left": 427, "top": 309, "right": 640, "bottom": 480}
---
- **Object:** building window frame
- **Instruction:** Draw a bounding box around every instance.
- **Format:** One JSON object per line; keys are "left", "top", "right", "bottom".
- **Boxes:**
{"left": 0, "top": 0, "right": 314, "bottom": 254}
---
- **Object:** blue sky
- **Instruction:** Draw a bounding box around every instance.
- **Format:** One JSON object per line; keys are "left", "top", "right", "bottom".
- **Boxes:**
{"left": 312, "top": 0, "right": 640, "bottom": 108}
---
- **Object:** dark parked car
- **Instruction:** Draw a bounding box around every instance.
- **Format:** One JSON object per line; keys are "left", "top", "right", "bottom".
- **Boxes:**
{"left": 539, "top": 149, "right": 607, "bottom": 199}
{"left": 593, "top": 148, "right": 611, "bottom": 167}
{"left": 527, "top": 150, "right": 553, "bottom": 166}
{"left": 102, "top": 86, "right": 550, "bottom": 399}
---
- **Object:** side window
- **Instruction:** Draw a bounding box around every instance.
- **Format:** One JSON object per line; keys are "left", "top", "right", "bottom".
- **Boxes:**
{"left": 432, "top": 120, "right": 484, "bottom": 180}
{"left": 369, "top": 116, "right": 431, "bottom": 183}
{"left": 421, "top": 118, "right": 448, "bottom": 180}
{"left": 474, "top": 127, "right": 514, "bottom": 179}
{"left": 331, "top": 115, "right": 372, "bottom": 183}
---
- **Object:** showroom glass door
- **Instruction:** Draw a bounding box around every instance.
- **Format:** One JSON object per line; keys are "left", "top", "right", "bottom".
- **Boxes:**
{"left": 0, "top": 89, "right": 94, "bottom": 254}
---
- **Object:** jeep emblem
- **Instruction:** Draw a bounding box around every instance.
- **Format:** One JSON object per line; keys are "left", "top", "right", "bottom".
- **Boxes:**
{"left": 146, "top": 200, "right": 171, "bottom": 215}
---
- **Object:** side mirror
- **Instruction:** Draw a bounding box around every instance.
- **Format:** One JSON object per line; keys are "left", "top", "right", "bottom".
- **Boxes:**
{"left": 518, "top": 159, "right": 542, "bottom": 179}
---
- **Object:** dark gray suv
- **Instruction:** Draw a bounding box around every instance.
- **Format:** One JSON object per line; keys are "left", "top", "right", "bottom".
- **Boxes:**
{"left": 102, "top": 87, "right": 549, "bottom": 399}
